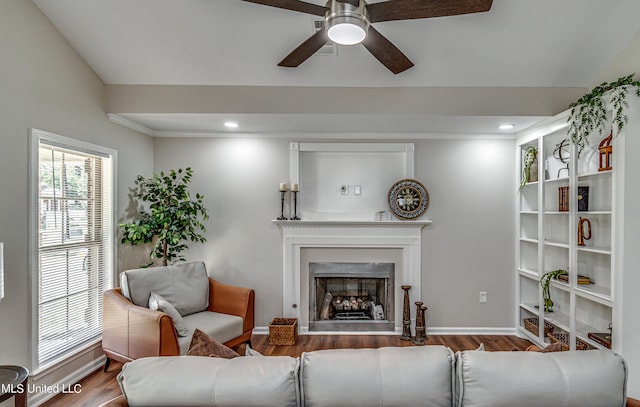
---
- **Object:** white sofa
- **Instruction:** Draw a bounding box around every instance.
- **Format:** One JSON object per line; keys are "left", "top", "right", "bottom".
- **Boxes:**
{"left": 112, "top": 346, "right": 628, "bottom": 407}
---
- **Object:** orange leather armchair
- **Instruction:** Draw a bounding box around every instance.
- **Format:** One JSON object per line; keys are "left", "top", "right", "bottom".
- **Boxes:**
{"left": 102, "top": 277, "right": 254, "bottom": 369}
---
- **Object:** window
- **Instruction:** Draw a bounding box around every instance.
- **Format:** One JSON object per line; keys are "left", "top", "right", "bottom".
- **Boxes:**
{"left": 30, "top": 129, "right": 116, "bottom": 369}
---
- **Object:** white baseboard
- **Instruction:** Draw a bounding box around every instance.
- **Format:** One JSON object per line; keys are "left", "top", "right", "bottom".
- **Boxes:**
{"left": 253, "top": 326, "right": 518, "bottom": 336}
{"left": 29, "top": 355, "right": 106, "bottom": 407}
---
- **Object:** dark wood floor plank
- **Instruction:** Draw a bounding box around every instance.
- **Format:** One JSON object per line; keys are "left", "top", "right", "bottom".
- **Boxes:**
{"left": 41, "top": 334, "right": 532, "bottom": 406}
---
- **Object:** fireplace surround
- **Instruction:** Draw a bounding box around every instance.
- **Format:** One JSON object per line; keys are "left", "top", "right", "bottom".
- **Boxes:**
{"left": 275, "top": 220, "right": 430, "bottom": 333}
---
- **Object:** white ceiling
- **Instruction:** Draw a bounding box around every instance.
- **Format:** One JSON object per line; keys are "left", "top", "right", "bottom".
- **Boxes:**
{"left": 33, "top": 0, "right": 640, "bottom": 136}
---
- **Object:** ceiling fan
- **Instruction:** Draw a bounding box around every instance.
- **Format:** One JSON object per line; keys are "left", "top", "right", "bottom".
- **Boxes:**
{"left": 242, "top": 0, "right": 493, "bottom": 74}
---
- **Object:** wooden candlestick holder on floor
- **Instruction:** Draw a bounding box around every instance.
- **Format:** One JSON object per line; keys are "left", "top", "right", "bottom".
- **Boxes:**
{"left": 413, "top": 302, "right": 427, "bottom": 345}
{"left": 400, "top": 285, "right": 413, "bottom": 340}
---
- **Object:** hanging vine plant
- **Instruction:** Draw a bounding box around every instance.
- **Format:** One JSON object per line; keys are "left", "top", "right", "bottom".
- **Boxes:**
{"left": 568, "top": 74, "right": 640, "bottom": 153}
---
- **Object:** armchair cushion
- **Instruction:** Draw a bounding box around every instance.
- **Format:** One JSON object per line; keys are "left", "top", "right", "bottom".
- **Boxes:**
{"left": 120, "top": 261, "right": 209, "bottom": 316}
{"left": 178, "top": 311, "right": 244, "bottom": 354}
{"left": 148, "top": 291, "right": 189, "bottom": 337}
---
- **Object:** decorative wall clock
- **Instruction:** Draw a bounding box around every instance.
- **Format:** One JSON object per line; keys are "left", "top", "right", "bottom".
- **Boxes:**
{"left": 387, "top": 179, "right": 430, "bottom": 220}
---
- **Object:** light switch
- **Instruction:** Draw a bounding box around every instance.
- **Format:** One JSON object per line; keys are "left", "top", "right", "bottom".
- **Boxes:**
{"left": 354, "top": 185, "right": 361, "bottom": 195}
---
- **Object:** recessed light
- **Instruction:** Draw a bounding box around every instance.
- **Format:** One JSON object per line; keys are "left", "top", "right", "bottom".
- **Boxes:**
{"left": 224, "top": 121, "right": 239, "bottom": 128}
{"left": 499, "top": 124, "right": 515, "bottom": 130}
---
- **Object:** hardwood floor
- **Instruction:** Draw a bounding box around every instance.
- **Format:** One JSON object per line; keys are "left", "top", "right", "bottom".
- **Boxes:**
{"left": 41, "top": 334, "right": 532, "bottom": 407}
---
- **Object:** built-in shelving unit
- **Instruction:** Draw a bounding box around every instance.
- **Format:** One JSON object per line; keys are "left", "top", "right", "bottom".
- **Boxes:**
{"left": 515, "top": 111, "right": 616, "bottom": 351}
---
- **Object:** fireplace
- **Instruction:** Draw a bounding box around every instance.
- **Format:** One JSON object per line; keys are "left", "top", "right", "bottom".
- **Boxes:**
{"left": 275, "top": 220, "right": 429, "bottom": 333}
{"left": 309, "top": 262, "right": 394, "bottom": 332}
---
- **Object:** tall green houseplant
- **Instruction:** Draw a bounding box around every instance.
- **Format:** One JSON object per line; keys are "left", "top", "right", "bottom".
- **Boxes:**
{"left": 120, "top": 167, "right": 209, "bottom": 266}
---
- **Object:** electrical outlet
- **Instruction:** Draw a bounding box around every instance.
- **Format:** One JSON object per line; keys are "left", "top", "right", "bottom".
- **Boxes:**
{"left": 479, "top": 291, "right": 488, "bottom": 303}
{"left": 340, "top": 185, "right": 348, "bottom": 195}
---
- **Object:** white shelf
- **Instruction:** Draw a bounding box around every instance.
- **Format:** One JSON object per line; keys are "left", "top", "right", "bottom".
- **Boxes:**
{"left": 577, "top": 170, "right": 612, "bottom": 179}
{"left": 544, "top": 310, "right": 570, "bottom": 332}
{"left": 575, "top": 285, "right": 612, "bottom": 305}
{"left": 520, "top": 303, "right": 539, "bottom": 315}
{"left": 576, "top": 245, "right": 611, "bottom": 255}
{"left": 520, "top": 237, "right": 538, "bottom": 244}
{"left": 544, "top": 176, "right": 570, "bottom": 184}
{"left": 516, "top": 112, "right": 617, "bottom": 353}
{"left": 518, "top": 268, "right": 538, "bottom": 280}
{"left": 549, "top": 279, "right": 570, "bottom": 292}
{"left": 543, "top": 240, "right": 569, "bottom": 249}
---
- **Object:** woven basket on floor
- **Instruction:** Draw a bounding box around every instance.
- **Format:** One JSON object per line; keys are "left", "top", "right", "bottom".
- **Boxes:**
{"left": 523, "top": 317, "right": 555, "bottom": 337}
{"left": 269, "top": 318, "right": 298, "bottom": 345}
{"left": 547, "top": 332, "right": 590, "bottom": 351}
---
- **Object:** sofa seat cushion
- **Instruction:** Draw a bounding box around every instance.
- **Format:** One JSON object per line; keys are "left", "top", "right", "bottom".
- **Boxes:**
{"left": 301, "top": 346, "right": 455, "bottom": 407}
{"left": 178, "top": 311, "right": 244, "bottom": 354}
{"left": 120, "top": 261, "right": 209, "bottom": 316}
{"left": 118, "top": 355, "right": 300, "bottom": 407}
{"left": 456, "top": 349, "right": 627, "bottom": 407}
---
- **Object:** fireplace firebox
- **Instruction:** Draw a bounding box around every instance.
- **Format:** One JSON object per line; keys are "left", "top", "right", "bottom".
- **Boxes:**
{"left": 309, "top": 262, "right": 394, "bottom": 332}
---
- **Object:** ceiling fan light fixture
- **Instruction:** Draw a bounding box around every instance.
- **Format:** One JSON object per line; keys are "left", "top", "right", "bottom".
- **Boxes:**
{"left": 326, "top": 0, "right": 369, "bottom": 45}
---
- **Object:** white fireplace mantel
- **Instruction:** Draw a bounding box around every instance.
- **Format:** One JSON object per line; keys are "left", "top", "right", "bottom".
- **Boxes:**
{"left": 274, "top": 219, "right": 431, "bottom": 333}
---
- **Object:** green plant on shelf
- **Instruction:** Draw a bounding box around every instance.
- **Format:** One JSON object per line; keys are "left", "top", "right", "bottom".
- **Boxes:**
{"left": 540, "top": 269, "right": 568, "bottom": 313}
{"left": 567, "top": 73, "right": 640, "bottom": 154}
{"left": 518, "top": 146, "right": 538, "bottom": 192}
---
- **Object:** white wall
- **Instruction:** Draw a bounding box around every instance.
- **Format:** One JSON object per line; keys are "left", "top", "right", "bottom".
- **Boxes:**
{"left": 153, "top": 137, "right": 516, "bottom": 331}
{"left": 0, "top": 1, "right": 153, "bottom": 405}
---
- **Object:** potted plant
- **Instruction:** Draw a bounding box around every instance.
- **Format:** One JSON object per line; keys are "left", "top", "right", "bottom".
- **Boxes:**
{"left": 518, "top": 146, "right": 538, "bottom": 192}
{"left": 539, "top": 269, "right": 568, "bottom": 313}
{"left": 568, "top": 73, "right": 640, "bottom": 153}
{"left": 120, "top": 167, "right": 209, "bottom": 266}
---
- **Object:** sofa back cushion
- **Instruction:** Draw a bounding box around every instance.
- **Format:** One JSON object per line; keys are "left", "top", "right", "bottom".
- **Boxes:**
{"left": 117, "top": 355, "right": 300, "bottom": 407}
{"left": 300, "top": 346, "right": 455, "bottom": 407}
{"left": 120, "top": 261, "right": 209, "bottom": 316}
{"left": 456, "top": 349, "right": 627, "bottom": 407}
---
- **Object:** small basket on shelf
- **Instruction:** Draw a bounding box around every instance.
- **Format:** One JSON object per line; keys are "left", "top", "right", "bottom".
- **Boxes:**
{"left": 523, "top": 317, "right": 555, "bottom": 337}
{"left": 268, "top": 318, "right": 298, "bottom": 345}
{"left": 547, "top": 332, "right": 591, "bottom": 351}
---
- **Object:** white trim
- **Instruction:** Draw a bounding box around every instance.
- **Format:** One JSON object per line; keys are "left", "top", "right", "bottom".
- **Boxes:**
{"left": 107, "top": 113, "right": 154, "bottom": 136}
{"left": 29, "top": 355, "right": 106, "bottom": 407}
{"left": 254, "top": 326, "right": 518, "bottom": 336}
{"left": 28, "top": 128, "right": 118, "bottom": 372}
{"left": 276, "top": 221, "right": 429, "bottom": 333}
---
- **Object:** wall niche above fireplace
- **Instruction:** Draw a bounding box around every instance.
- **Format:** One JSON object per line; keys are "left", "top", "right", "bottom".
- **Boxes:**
{"left": 290, "top": 142, "right": 415, "bottom": 221}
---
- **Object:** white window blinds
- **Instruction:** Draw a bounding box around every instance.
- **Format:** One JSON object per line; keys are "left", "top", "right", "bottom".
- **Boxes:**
{"left": 34, "top": 131, "right": 114, "bottom": 368}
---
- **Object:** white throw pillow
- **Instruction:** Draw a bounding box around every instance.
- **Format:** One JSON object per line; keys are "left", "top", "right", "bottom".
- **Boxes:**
{"left": 149, "top": 291, "right": 189, "bottom": 337}
{"left": 244, "top": 344, "right": 264, "bottom": 357}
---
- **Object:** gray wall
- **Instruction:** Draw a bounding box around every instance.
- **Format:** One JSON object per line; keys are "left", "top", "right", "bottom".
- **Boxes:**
{"left": 153, "top": 137, "right": 516, "bottom": 330}
{"left": 0, "top": 0, "right": 153, "bottom": 403}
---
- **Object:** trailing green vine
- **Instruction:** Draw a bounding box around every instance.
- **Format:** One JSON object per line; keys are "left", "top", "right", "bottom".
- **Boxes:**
{"left": 568, "top": 74, "right": 640, "bottom": 153}
{"left": 540, "top": 269, "right": 568, "bottom": 313}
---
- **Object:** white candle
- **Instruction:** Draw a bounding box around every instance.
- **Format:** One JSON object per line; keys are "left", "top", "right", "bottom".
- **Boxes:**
{"left": 279, "top": 183, "right": 288, "bottom": 192}
{"left": 291, "top": 183, "right": 299, "bottom": 192}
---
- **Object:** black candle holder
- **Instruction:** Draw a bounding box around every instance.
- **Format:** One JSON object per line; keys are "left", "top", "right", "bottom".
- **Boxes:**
{"left": 290, "top": 191, "right": 300, "bottom": 220}
{"left": 277, "top": 190, "right": 288, "bottom": 220}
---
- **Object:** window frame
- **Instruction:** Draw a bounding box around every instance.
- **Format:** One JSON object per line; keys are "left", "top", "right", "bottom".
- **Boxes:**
{"left": 29, "top": 128, "right": 117, "bottom": 373}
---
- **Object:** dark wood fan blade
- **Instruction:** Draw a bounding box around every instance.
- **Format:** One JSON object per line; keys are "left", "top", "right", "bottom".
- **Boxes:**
{"left": 242, "top": 0, "right": 328, "bottom": 16}
{"left": 361, "top": 26, "right": 414, "bottom": 74}
{"left": 368, "top": 0, "right": 493, "bottom": 23}
{"left": 278, "top": 30, "right": 329, "bottom": 67}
